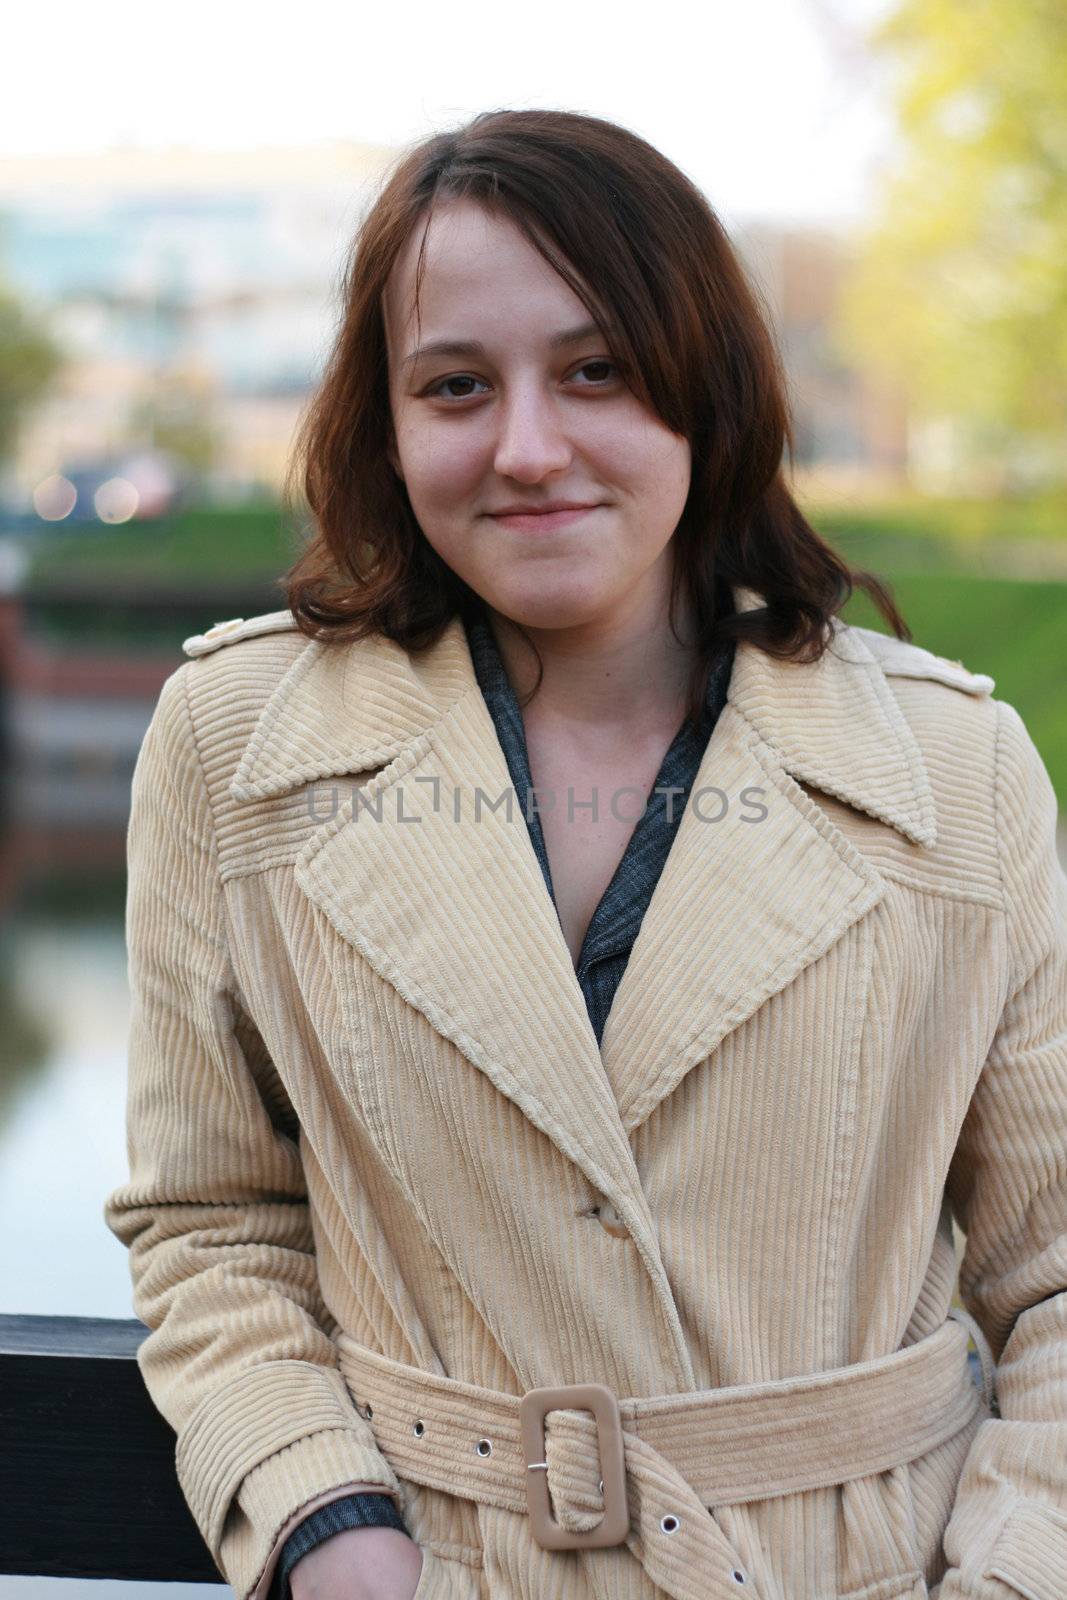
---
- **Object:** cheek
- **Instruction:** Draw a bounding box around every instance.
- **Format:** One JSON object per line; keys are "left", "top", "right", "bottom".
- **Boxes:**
{"left": 643, "top": 429, "right": 691, "bottom": 491}
{"left": 405, "top": 433, "right": 485, "bottom": 509}
{"left": 598, "top": 413, "right": 690, "bottom": 494}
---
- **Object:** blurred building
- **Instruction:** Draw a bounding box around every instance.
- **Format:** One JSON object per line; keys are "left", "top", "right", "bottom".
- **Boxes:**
{"left": 0, "top": 142, "right": 396, "bottom": 505}
{"left": 0, "top": 143, "right": 912, "bottom": 507}
{"left": 736, "top": 223, "right": 911, "bottom": 499}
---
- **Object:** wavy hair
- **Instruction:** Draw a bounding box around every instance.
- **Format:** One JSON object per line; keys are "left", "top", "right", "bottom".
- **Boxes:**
{"left": 282, "top": 107, "right": 909, "bottom": 731}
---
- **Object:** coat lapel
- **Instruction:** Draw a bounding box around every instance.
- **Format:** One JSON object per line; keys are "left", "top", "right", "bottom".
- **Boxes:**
{"left": 230, "top": 587, "right": 935, "bottom": 1299}
{"left": 600, "top": 593, "right": 938, "bottom": 1132}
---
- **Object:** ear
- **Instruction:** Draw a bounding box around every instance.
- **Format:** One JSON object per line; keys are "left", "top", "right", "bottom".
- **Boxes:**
{"left": 386, "top": 431, "right": 403, "bottom": 482}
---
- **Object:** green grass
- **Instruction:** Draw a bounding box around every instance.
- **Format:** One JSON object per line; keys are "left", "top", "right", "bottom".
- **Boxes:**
{"left": 807, "top": 490, "right": 1067, "bottom": 546}
{"left": 801, "top": 497, "right": 1067, "bottom": 804}
{"left": 838, "top": 573, "right": 1067, "bottom": 804}
{"left": 22, "top": 500, "right": 302, "bottom": 584}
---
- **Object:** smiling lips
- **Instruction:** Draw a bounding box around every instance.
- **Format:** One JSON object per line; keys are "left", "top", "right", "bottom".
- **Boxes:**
{"left": 489, "top": 502, "right": 601, "bottom": 531}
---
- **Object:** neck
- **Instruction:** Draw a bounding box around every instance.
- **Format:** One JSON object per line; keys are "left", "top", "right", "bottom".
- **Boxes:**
{"left": 480, "top": 583, "right": 702, "bottom": 745}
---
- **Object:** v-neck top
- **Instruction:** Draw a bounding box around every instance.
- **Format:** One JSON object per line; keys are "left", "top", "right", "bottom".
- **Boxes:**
{"left": 462, "top": 599, "right": 737, "bottom": 1049}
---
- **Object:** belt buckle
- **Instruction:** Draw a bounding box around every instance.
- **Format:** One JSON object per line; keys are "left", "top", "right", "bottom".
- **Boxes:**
{"left": 518, "top": 1381, "right": 630, "bottom": 1550}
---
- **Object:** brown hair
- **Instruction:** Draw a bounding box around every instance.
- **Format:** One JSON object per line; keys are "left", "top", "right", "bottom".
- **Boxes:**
{"left": 282, "top": 107, "right": 909, "bottom": 732}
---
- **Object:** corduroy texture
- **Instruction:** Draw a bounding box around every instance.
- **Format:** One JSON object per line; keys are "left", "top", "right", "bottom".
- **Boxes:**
{"left": 270, "top": 579, "right": 736, "bottom": 1590}
{"left": 261, "top": 1479, "right": 408, "bottom": 1600}
{"left": 103, "top": 585, "right": 1067, "bottom": 1600}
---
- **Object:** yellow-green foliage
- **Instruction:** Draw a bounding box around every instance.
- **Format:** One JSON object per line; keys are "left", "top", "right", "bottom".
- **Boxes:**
{"left": 832, "top": 0, "right": 1067, "bottom": 455}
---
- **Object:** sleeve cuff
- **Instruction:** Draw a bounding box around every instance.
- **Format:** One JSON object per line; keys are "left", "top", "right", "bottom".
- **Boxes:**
{"left": 271, "top": 1490, "right": 410, "bottom": 1600}
{"left": 237, "top": 1432, "right": 403, "bottom": 1600}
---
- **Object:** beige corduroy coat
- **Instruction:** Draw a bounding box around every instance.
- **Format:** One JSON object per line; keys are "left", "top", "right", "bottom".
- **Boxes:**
{"left": 103, "top": 585, "right": 1067, "bottom": 1600}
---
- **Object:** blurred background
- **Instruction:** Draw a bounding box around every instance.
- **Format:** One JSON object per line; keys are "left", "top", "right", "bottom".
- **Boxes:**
{"left": 2, "top": 0, "right": 1064, "bottom": 1592}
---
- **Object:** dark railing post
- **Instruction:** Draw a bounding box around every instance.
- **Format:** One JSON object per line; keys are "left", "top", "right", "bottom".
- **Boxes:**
{"left": 0, "top": 1312, "right": 221, "bottom": 1582}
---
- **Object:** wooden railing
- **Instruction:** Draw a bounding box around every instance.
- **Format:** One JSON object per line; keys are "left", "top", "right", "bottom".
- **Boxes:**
{"left": 0, "top": 1312, "right": 219, "bottom": 1583}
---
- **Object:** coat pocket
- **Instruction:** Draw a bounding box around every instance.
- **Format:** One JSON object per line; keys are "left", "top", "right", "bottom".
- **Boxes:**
{"left": 399, "top": 1480, "right": 485, "bottom": 1600}
{"left": 837, "top": 1383, "right": 990, "bottom": 1600}
{"left": 981, "top": 1498, "right": 1067, "bottom": 1600}
{"left": 411, "top": 1540, "right": 483, "bottom": 1599}
{"left": 837, "top": 1464, "right": 929, "bottom": 1599}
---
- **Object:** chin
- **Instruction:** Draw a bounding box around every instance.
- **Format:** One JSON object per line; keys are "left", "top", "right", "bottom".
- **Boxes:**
{"left": 504, "top": 602, "right": 618, "bottom": 636}
{"left": 461, "top": 553, "right": 626, "bottom": 630}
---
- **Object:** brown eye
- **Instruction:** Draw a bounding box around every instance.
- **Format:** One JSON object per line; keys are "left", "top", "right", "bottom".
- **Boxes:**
{"left": 573, "top": 360, "right": 618, "bottom": 384}
{"left": 425, "top": 374, "right": 487, "bottom": 399}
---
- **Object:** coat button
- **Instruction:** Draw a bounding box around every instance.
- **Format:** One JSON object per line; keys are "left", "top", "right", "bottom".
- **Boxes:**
{"left": 595, "top": 1199, "right": 629, "bottom": 1239}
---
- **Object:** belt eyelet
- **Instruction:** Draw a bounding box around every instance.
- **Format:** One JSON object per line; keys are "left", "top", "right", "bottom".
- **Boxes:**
{"left": 660, "top": 1514, "right": 680, "bottom": 1534}
{"left": 475, "top": 1438, "right": 493, "bottom": 1457}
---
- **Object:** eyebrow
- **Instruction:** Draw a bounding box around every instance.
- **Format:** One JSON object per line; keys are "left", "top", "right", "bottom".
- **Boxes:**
{"left": 403, "top": 319, "right": 614, "bottom": 370}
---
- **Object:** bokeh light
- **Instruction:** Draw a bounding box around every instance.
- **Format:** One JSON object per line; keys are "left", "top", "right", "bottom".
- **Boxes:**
{"left": 32, "top": 474, "right": 78, "bottom": 521}
{"left": 93, "top": 477, "right": 140, "bottom": 524}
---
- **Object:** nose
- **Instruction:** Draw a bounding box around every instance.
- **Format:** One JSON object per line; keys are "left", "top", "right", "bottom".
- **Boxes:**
{"left": 492, "top": 383, "right": 574, "bottom": 483}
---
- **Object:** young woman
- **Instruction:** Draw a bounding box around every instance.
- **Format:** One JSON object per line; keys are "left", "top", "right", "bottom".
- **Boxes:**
{"left": 104, "top": 109, "right": 1067, "bottom": 1600}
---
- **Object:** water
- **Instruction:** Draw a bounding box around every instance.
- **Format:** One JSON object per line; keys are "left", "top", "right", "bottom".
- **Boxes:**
{"left": 0, "top": 861, "right": 230, "bottom": 1598}
{"left": 1, "top": 912, "right": 135, "bottom": 1320}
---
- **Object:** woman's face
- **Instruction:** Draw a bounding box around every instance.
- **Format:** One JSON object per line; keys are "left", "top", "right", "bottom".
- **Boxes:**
{"left": 383, "top": 199, "right": 692, "bottom": 633}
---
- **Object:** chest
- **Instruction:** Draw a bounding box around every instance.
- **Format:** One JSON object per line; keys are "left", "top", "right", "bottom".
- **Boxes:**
{"left": 524, "top": 718, "right": 681, "bottom": 968}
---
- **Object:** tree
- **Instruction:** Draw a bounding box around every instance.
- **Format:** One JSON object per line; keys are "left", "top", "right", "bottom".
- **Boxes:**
{"left": 830, "top": 0, "right": 1067, "bottom": 488}
{"left": 0, "top": 278, "right": 63, "bottom": 471}
{"left": 126, "top": 365, "right": 221, "bottom": 476}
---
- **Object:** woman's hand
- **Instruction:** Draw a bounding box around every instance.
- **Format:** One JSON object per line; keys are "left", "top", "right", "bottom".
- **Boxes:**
{"left": 289, "top": 1525, "right": 424, "bottom": 1599}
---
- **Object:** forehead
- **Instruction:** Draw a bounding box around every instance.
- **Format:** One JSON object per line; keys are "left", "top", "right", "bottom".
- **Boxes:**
{"left": 383, "top": 199, "right": 593, "bottom": 345}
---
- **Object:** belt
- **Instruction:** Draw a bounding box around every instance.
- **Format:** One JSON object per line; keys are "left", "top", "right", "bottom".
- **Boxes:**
{"left": 335, "top": 1308, "right": 990, "bottom": 1572}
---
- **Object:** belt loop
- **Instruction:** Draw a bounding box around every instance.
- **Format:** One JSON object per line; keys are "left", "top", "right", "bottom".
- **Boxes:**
{"left": 947, "top": 1304, "right": 998, "bottom": 1414}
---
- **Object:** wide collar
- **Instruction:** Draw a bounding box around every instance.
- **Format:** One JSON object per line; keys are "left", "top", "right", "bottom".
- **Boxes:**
{"left": 228, "top": 587, "right": 934, "bottom": 1381}
{"left": 231, "top": 585, "right": 936, "bottom": 851}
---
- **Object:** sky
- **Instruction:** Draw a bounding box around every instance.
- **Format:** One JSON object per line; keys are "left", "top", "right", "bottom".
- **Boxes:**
{"left": 4, "top": 0, "right": 902, "bottom": 230}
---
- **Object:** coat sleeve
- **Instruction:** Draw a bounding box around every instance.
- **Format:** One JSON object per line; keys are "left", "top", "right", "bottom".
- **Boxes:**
{"left": 937, "top": 697, "right": 1067, "bottom": 1599}
{"left": 102, "top": 664, "right": 403, "bottom": 1600}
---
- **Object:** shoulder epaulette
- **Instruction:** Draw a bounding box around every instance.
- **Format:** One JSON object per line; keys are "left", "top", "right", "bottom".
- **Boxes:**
{"left": 182, "top": 609, "right": 301, "bottom": 659}
{"left": 850, "top": 624, "right": 995, "bottom": 696}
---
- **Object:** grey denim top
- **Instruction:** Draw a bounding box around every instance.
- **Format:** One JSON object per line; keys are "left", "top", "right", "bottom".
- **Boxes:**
{"left": 461, "top": 599, "right": 737, "bottom": 1047}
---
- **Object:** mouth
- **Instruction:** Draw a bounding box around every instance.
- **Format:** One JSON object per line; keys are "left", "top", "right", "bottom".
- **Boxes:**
{"left": 488, "top": 505, "right": 601, "bottom": 532}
